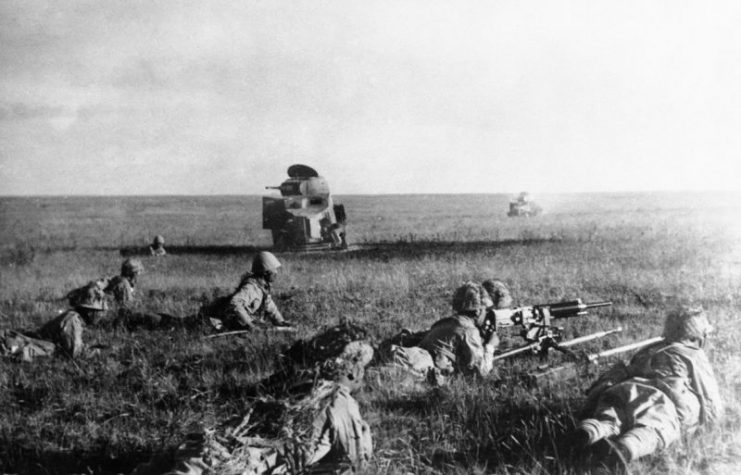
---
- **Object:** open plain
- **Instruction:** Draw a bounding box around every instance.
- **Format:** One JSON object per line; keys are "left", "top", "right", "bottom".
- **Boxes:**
{"left": 1, "top": 192, "right": 740, "bottom": 474}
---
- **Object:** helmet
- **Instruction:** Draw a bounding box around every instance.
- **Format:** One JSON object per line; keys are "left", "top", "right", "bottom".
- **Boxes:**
{"left": 452, "top": 282, "right": 489, "bottom": 313}
{"left": 663, "top": 305, "right": 713, "bottom": 343}
{"left": 482, "top": 279, "right": 513, "bottom": 309}
{"left": 74, "top": 284, "right": 108, "bottom": 311}
{"left": 121, "top": 258, "right": 144, "bottom": 277}
{"left": 152, "top": 235, "right": 165, "bottom": 246}
{"left": 251, "top": 251, "right": 281, "bottom": 275}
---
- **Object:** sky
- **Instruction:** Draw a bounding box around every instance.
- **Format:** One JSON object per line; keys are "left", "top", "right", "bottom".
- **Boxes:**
{"left": 1, "top": 0, "right": 740, "bottom": 195}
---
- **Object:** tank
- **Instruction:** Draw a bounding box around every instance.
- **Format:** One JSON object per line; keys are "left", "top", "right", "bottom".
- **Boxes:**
{"left": 263, "top": 164, "right": 348, "bottom": 251}
{"left": 508, "top": 191, "right": 542, "bottom": 217}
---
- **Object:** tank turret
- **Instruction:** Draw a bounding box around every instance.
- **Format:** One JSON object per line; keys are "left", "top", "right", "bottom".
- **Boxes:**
{"left": 263, "top": 164, "right": 347, "bottom": 251}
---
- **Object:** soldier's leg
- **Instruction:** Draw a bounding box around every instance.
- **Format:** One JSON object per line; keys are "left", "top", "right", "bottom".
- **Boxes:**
{"left": 614, "top": 392, "right": 681, "bottom": 462}
{"left": 575, "top": 390, "right": 627, "bottom": 445}
{"left": 390, "top": 345, "right": 435, "bottom": 378}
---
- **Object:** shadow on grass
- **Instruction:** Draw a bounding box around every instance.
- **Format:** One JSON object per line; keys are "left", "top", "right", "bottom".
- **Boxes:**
{"left": 118, "top": 237, "right": 561, "bottom": 259}
{"left": 0, "top": 444, "right": 159, "bottom": 475}
{"left": 423, "top": 403, "right": 586, "bottom": 473}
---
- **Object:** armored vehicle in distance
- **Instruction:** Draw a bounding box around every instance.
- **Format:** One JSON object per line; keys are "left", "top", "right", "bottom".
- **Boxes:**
{"left": 508, "top": 192, "right": 542, "bottom": 217}
{"left": 263, "top": 164, "right": 347, "bottom": 251}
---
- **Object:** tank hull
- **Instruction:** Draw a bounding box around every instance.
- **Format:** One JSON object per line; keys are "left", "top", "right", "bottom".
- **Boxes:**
{"left": 262, "top": 165, "right": 347, "bottom": 251}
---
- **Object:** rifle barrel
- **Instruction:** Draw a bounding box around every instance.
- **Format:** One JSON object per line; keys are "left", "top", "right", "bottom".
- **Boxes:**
{"left": 492, "top": 342, "right": 538, "bottom": 361}
{"left": 587, "top": 336, "right": 663, "bottom": 362}
{"left": 557, "top": 327, "right": 622, "bottom": 349}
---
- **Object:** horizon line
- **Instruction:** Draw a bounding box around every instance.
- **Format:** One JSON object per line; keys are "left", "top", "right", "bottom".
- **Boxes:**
{"left": 1, "top": 189, "right": 739, "bottom": 199}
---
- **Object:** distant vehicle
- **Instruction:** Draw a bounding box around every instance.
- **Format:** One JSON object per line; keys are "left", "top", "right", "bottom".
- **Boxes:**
{"left": 262, "top": 164, "right": 347, "bottom": 251}
{"left": 508, "top": 192, "right": 542, "bottom": 217}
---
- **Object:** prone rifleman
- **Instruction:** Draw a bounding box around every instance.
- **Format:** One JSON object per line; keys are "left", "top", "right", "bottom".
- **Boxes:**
{"left": 574, "top": 306, "right": 723, "bottom": 463}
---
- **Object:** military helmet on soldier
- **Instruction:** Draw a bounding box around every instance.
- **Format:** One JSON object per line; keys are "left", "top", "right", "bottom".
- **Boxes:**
{"left": 152, "top": 235, "right": 165, "bottom": 246}
{"left": 251, "top": 251, "right": 281, "bottom": 275}
{"left": 74, "top": 285, "right": 108, "bottom": 311}
{"left": 482, "top": 279, "right": 513, "bottom": 309}
{"left": 663, "top": 305, "right": 713, "bottom": 344}
{"left": 452, "top": 282, "right": 490, "bottom": 313}
{"left": 121, "top": 258, "right": 144, "bottom": 278}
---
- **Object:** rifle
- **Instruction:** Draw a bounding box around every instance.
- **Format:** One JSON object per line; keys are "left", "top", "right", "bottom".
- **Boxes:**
{"left": 492, "top": 326, "right": 623, "bottom": 362}
{"left": 204, "top": 326, "right": 297, "bottom": 339}
{"left": 530, "top": 336, "right": 664, "bottom": 382}
{"left": 481, "top": 298, "right": 612, "bottom": 349}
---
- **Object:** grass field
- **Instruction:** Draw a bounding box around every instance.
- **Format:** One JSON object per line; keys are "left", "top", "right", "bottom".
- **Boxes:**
{"left": 1, "top": 191, "right": 740, "bottom": 474}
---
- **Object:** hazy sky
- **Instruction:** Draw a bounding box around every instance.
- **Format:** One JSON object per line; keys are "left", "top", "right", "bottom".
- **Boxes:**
{"left": 1, "top": 0, "right": 740, "bottom": 195}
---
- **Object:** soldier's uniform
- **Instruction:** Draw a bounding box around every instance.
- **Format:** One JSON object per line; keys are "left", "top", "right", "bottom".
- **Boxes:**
{"left": 417, "top": 315, "right": 491, "bottom": 377}
{"left": 32, "top": 285, "right": 107, "bottom": 359}
{"left": 106, "top": 275, "right": 136, "bottom": 306}
{"left": 103, "top": 259, "right": 173, "bottom": 330}
{"left": 223, "top": 274, "right": 286, "bottom": 329}
{"left": 203, "top": 252, "right": 290, "bottom": 331}
{"left": 576, "top": 306, "right": 722, "bottom": 462}
{"left": 37, "top": 310, "right": 87, "bottom": 358}
{"left": 150, "top": 235, "right": 167, "bottom": 256}
{"left": 131, "top": 342, "right": 374, "bottom": 475}
{"left": 387, "top": 282, "right": 497, "bottom": 380}
{"left": 0, "top": 330, "right": 56, "bottom": 361}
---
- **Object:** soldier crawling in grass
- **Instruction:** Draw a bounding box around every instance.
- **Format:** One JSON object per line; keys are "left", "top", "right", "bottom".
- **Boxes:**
{"left": 1, "top": 285, "right": 108, "bottom": 361}
{"left": 573, "top": 305, "right": 723, "bottom": 464}
{"left": 66, "top": 258, "right": 176, "bottom": 330}
{"left": 200, "top": 251, "right": 293, "bottom": 332}
{"left": 66, "top": 257, "right": 143, "bottom": 313}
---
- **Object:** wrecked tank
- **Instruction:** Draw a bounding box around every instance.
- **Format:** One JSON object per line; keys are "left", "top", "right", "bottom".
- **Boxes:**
{"left": 263, "top": 164, "right": 347, "bottom": 251}
{"left": 508, "top": 192, "right": 542, "bottom": 217}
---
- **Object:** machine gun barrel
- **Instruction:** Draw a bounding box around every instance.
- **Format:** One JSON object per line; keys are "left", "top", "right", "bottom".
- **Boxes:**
{"left": 492, "top": 299, "right": 612, "bottom": 329}
{"left": 544, "top": 299, "right": 612, "bottom": 319}
{"left": 265, "top": 186, "right": 281, "bottom": 190}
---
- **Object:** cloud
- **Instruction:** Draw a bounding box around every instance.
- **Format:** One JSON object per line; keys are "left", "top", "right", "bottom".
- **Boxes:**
{"left": 1, "top": 1, "right": 741, "bottom": 195}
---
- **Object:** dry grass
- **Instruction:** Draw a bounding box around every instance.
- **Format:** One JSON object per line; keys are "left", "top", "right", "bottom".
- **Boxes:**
{"left": 0, "top": 192, "right": 740, "bottom": 474}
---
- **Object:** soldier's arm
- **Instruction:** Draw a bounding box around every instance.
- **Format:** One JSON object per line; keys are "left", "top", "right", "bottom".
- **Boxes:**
{"left": 461, "top": 331, "right": 489, "bottom": 377}
{"left": 262, "top": 293, "right": 287, "bottom": 325}
{"left": 480, "top": 333, "right": 500, "bottom": 376}
{"left": 694, "top": 351, "right": 724, "bottom": 425}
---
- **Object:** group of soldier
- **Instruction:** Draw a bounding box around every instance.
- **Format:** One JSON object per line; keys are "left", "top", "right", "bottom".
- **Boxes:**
{"left": 0, "top": 245, "right": 724, "bottom": 473}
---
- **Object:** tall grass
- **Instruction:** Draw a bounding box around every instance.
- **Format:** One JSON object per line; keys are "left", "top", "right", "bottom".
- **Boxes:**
{"left": 0, "top": 192, "right": 739, "bottom": 473}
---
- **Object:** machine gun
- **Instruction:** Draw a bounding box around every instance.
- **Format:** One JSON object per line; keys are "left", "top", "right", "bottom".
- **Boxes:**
{"left": 481, "top": 298, "right": 612, "bottom": 359}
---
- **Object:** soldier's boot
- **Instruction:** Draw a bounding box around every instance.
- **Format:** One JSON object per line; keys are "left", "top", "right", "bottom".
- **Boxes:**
{"left": 613, "top": 426, "right": 662, "bottom": 462}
